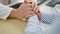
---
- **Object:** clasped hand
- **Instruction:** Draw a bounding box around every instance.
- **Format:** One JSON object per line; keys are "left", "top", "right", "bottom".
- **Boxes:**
{"left": 8, "top": 2, "right": 41, "bottom": 21}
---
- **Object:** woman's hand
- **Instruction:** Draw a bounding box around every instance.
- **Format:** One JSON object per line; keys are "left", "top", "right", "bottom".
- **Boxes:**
{"left": 8, "top": 3, "right": 35, "bottom": 20}
{"left": 33, "top": 2, "right": 41, "bottom": 20}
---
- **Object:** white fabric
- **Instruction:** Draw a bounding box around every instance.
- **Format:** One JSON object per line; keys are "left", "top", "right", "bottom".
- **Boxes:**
{"left": 0, "top": 3, "right": 13, "bottom": 20}
{"left": 25, "top": 0, "right": 60, "bottom": 34}
{"left": 25, "top": 15, "right": 43, "bottom": 34}
{"left": 39, "top": 1, "right": 60, "bottom": 34}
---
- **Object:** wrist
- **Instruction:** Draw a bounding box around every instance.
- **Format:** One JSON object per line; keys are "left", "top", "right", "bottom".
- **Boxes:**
{"left": 13, "top": 9, "right": 24, "bottom": 20}
{"left": 8, "top": 9, "right": 17, "bottom": 19}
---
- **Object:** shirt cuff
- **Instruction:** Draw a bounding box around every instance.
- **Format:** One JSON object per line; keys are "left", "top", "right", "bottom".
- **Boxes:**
{"left": 0, "top": 5, "right": 13, "bottom": 20}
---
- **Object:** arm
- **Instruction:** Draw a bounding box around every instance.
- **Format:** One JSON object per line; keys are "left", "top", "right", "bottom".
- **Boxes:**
{"left": 31, "top": 0, "right": 55, "bottom": 24}
{"left": 0, "top": 3, "right": 35, "bottom": 20}
{"left": 35, "top": 4, "right": 56, "bottom": 24}
{"left": 0, "top": 3, "right": 13, "bottom": 20}
{"left": 7, "top": 9, "right": 17, "bottom": 19}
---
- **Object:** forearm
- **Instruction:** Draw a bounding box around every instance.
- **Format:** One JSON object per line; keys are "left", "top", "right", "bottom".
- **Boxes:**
{"left": 8, "top": 9, "right": 17, "bottom": 19}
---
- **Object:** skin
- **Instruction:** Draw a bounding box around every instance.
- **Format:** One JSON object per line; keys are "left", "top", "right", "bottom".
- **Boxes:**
{"left": 34, "top": 3, "right": 41, "bottom": 20}
{"left": 8, "top": 2, "right": 41, "bottom": 20}
{"left": 8, "top": 3, "right": 35, "bottom": 19}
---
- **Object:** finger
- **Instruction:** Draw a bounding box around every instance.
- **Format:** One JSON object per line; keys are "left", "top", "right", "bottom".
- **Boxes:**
{"left": 34, "top": 5, "right": 38, "bottom": 12}
{"left": 24, "top": 0, "right": 27, "bottom": 3}
{"left": 26, "top": 8, "right": 33, "bottom": 11}
{"left": 33, "top": 2, "right": 37, "bottom": 7}
{"left": 25, "top": 13, "right": 35, "bottom": 19}
{"left": 23, "top": 11, "right": 35, "bottom": 18}
{"left": 31, "top": 2, "right": 35, "bottom": 7}
{"left": 35, "top": 8, "right": 41, "bottom": 19}
{"left": 32, "top": 2, "right": 38, "bottom": 12}
{"left": 24, "top": 11, "right": 35, "bottom": 15}
{"left": 24, "top": 1, "right": 35, "bottom": 8}
{"left": 29, "top": 11, "right": 35, "bottom": 14}
{"left": 24, "top": 4, "right": 32, "bottom": 7}
{"left": 23, "top": 8, "right": 34, "bottom": 15}
{"left": 35, "top": 7, "right": 40, "bottom": 14}
{"left": 34, "top": 7, "right": 40, "bottom": 15}
{"left": 24, "top": 0, "right": 32, "bottom": 4}
{"left": 35, "top": 7, "right": 38, "bottom": 13}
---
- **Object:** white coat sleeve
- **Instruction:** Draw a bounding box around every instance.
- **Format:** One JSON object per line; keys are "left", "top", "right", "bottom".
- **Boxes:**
{"left": 0, "top": 3, "right": 13, "bottom": 20}
{"left": 39, "top": 4, "right": 60, "bottom": 34}
{"left": 38, "top": 1, "right": 58, "bottom": 24}
{"left": 39, "top": 5, "right": 56, "bottom": 24}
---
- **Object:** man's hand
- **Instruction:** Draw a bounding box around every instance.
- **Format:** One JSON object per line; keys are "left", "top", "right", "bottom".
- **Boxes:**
{"left": 8, "top": 3, "right": 35, "bottom": 20}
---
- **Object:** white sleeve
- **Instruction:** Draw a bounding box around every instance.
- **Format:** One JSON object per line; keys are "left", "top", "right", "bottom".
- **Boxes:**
{"left": 25, "top": 15, "right": 44, "bottom": 34}
{"left": 39, "top": 4, "right": 56, "bottom": 24}
{"left": 39, "top": 4, "right": 60, "bottom": 34}
{"left": 0, "top": 3, "right": 13, "bottom": 20}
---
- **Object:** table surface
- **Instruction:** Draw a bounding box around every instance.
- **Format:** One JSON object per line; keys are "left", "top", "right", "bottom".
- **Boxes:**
{"left": 0, "top": 19, "right": 27, "bottom": 34}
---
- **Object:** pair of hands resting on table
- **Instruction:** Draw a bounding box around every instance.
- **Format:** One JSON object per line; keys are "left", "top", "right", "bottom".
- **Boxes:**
{"left": 8, "top": 3, "right": 41, "bottom": 20}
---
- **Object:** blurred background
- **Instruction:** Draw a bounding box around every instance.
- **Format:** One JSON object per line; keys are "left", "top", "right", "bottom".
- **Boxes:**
{"left": 0, "top": 0, "right": 23, "bottom": 5}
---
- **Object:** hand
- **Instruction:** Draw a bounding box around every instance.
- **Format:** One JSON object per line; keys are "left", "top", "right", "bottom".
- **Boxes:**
{"left": 8, "top": 3, "right": 35, "bottom": 20}
{"left": 32, "top": 2, "right": 41, "bottom": 20}
{"left": 23, "top": 0, "right": 41, "bottom": 20}
{"left": 35, "top": 7, "right": 41, "bottom": 20}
